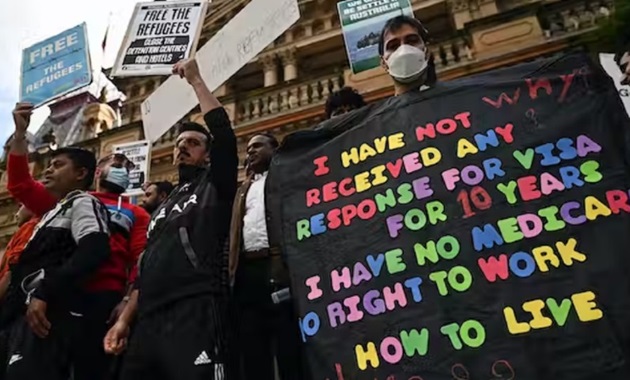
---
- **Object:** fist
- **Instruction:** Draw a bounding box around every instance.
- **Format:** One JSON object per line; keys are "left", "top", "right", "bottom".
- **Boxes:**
{"left": 172, "top": 58, "right": 202, "bottom": 85}
{"left": 12, "top": 103, "right": 34, "bottom": 138}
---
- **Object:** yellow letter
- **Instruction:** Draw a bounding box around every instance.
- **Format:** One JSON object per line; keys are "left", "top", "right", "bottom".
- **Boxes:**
{"left": 531, "top": 245, "right": 560, "bottom": 272}
{"left": 341, "top": 148, "right": 359, "bottom": 168}
{"left": 457, "top": 138, "right": 479, "bottom": 158}
{"left": 522, "top": 299, "right": 552, "bottom": 329}
{"left": 388, "top": 133, "right": 406, "bottom": 150}
{"left": 555, "top": 238, "right": 586, "bottom": 266}
{"left": 584, "top": 196, "right": 612, "bottom": 221}
{"left": 503, "top": 307, "right": 530, "bottom": 335}
{"left": 354, "top": 172, "right": 372, "bottom": 193}
{"left": 359, "top": 143, "right": 377, "bottom": 161}
{"left": 571, "top": 291, "right": 603, "bottom": 322}
{"left": 355, "top": 342, "right": 380, "bottom": 370}
{"left": 420, "top": 147, "right": 442, "bottom": 167}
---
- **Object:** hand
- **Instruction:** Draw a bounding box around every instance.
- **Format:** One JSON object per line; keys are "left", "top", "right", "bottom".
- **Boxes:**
{"left": 172, "top": 58, "right": 203, "bottom": 86}
{"left": 107, "top": 299, "right": 127, "bottom": 324}
{"left": 12, "top": 103, "right": 34, "bottom": 138}
{"left": 26, "top": 297, "right": 51, "bottom": 338}
{"left": 104, "top": 320, "right": 130, "bottom": 355}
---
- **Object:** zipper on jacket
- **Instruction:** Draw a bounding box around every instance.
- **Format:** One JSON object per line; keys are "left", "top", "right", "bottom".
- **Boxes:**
{"left": 178, "top": 227, "right": 199, "bottom": 269}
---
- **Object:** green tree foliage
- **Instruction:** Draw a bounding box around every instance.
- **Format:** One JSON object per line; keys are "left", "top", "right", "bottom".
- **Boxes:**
{"left": 596, "top": 0, "right": 630, "bottom": 53}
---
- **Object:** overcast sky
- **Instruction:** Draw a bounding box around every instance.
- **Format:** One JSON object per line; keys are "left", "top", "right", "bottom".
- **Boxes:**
{"left": 0, "top": 0, "right": 137, "bottom": 145}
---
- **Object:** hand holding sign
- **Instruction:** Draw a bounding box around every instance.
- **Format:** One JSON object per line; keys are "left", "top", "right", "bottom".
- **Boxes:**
{"left": 172, "top": 58, "right": 202, "bottom": 86}
{"left": 12, "top": 102, "right": 34, "bottom": 138}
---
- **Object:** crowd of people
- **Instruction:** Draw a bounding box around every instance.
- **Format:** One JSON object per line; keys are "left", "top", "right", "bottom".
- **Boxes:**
{"left": 0, "top": 14, "right": 628, "bottom": 380}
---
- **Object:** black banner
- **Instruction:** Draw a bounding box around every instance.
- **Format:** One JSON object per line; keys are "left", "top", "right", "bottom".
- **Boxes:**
{"left": 122, "top": 35, "right": 189, "bottom": 66}
{"left": 269, "top": 54, "right": 630, "bottom": 379}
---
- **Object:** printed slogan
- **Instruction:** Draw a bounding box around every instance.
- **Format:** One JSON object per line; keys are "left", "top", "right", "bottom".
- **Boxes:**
{"left": 269, "top": 54, "right": 630, "bottom": 379}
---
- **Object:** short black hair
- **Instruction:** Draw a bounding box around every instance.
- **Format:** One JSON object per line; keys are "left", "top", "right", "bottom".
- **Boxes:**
{"left": 52, "top": 147, "right": 97, "bottom": 189}
{"left": 325, "top": 87, "right": 366, "bottom": 118}
{"left": 150, "top": 181, "right": 174, "bottom": 197}
{"left": 177, "top": 122, "right": 212, "bottom": 150}
{"left": 378, "top": 15, "right": 437, "bottom": 87}
{"left": 378, "top": 15, "right": 429, "bottom": 56}
{"left": 252, "top": 132, "right": 279, "bottom": 148}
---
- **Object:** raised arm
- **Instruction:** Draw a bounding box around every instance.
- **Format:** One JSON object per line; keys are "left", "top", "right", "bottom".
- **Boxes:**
{"left": 173, "top": 58, "right": 238, "bottom": 201}
{"left": 8, "top": 103, "right": 57, "bottom": 215}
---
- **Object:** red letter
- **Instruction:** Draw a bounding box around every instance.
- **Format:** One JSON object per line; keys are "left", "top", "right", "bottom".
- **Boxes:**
{"left": 482, "top": 88, "right": 521, "bottom": 108}
{"left": 494, "top": 123, "right": 514, "bottom": 144}
{"left": 558, "top": 70, "right": 578, "bottom": 103}
{"left": 477, "top": 254, "right": 509, "bottom": 282}
{"left": 517, "top": 176, "right": 541, "bottom": 201}
{"left": 526, "top": 78, "right": 552, "bottom": 99}
{"left": 453, "top": 111, "right": 472, "bottom": 128}
{"left": 323, "top": 182, "right": 339, "bottom": 202}
{"left": 338, "top": 177, "right": 355, "bottom": 197}
{"left": 306, "top": 188, "right": 321, "bottom": 207}
{"left": 386, "top": 159, "right": 403, "bottom": 178}
{"left": 416, "top": 123, "right": 436, "bottom": 142}
{"left": 313, "top": 156, "right": 330, "bottom": 176}
{"left": 606, "top": 190, "right": 630, "bottom": 214}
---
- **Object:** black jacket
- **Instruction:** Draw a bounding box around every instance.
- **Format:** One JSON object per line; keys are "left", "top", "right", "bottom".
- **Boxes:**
{"left": 136, "top": 107, "right": 238, "bottom": 317}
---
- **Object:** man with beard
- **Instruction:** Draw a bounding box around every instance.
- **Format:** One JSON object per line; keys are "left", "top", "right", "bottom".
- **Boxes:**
{"left": 229, "top": 132, "right": 306, "bottom": 380}
{"left": 379, "top": 15, "right": 437, "bottom": 95}
{"left": 1, "top": 103, "right": 111, "bottom": 380}
{"left": 141, "top": 181, "right": 174, "bottom": 215}
{"left": 105, "top": 57, "right": 238, "bottom": 380}
{"left": 6, "top": 144, "right": 150, "bottom": 379}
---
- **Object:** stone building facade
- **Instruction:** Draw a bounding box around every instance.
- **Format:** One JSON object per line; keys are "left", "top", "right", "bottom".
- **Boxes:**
{"left": 0, "top": 0, "right": 616, "bottom": 253}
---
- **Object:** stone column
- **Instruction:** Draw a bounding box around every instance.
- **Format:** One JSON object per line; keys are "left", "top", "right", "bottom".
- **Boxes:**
{"left": 260, "top": 54, "right": 278, "bottom": 87}
{"left": 280, "top": 48, "right": 298, "bottom": 82}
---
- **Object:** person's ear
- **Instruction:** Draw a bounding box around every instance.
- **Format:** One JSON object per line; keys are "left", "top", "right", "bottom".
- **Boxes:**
{"left": 76, "top": 167, "right": 88, "bottom": 185}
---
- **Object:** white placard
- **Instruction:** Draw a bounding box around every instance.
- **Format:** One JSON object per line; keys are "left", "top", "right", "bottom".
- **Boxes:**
{"left": 600, "top": 53, "right": 630, "bottom": 118}
{"left": 111, "top": 1, "right": 209, "bottom": 77}
{"left": 113, "top": 140, "right": 152, "bottom": 196}
{"left": 141, "top": 0, "right": 301, "bottom": 143}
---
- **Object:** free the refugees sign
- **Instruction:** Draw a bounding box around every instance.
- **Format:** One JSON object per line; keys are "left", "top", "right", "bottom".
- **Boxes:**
{"left": 111, "top": 1, "right": 208, "bottom": 77}
{"left": 20, "top": 23, "right": 92, "bottom": 107}
{"left": 268, "top": 54, "right": 630, "bottom": 379}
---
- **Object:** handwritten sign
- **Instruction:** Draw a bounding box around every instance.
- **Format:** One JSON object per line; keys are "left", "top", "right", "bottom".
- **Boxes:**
{"left": 600, "top": 53, "right": 630, "bottom": 118}
{"left": 337, "top": 0, "right": 413, "bottom": 74}
{"left": 111, "top": 1, "right": 208, "bottom": 77}
{"left": 141, "top": 0, "right": 300, "bottom": 143}
{"left": 20, "top": 23, "right": 92, "bottom": 107}
{"left": 268, "top": 54, "right": 630, "bottom": 379}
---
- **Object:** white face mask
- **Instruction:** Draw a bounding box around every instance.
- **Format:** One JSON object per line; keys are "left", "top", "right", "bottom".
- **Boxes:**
{"left": 386, "top": 44, "right": 429, "bottom": 84}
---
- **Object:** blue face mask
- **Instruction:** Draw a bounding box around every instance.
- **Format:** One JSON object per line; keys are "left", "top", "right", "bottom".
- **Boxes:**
{"left": 105, "top": 167, "right": 130, "bottom": 190}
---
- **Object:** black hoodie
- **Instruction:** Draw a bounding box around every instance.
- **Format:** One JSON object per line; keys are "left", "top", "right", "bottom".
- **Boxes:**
{"left": 136, "top": 107, "right": 238, "bottom": 317}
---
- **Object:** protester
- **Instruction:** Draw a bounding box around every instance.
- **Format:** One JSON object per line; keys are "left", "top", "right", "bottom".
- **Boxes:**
{"left": 325, "top": 86, "right": 366, "bottom": 118}
{"left": 105, "top": 57, "right": 238, "bottom": 380}
{"left": 0, "top": 205, "right": 38, "bottom": 301}
{"left": 6, "top": 136, "right": 150, "bottom": 379}
{"left": 141, "top": 181, "right": 174, "bottom": 214}
{"left": 1, "top": 102, "right": 111, "bottom": 380}
{"left": 378, "top": 15, "right": 437, "bottom": 95}
{"left": 229, "top": 132, "right": 306, "bottom": 380}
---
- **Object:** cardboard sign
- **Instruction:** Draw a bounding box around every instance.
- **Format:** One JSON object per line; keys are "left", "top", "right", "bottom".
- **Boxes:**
{"left": 337, "top": 0, "right": 413, "bottom": 74}
{"left": 268, "top": 54, "right": 630, "bottom": 379}
{"left": 20, "top": 23, "right": 92, "bottom": 107}
{"left": 111, "top": 1, "right": 209, "bottom": 77}
{"left": 113, "top": 140, "right": 151, "bottom": 196}
{"left": 141, "top": 0, "right": 300, "bottom": 143}
{"left": 600, "top": 53, "right": 630, "bottom": 118}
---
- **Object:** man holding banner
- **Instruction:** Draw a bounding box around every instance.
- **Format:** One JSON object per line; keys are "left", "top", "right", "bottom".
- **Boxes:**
{"left": 105, "top": 58, "right": 238, "bottom": 380}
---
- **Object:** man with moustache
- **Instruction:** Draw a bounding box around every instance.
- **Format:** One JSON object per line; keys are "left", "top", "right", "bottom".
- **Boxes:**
{"left": 105, "top": 57, "right": 238, "bottom": 380}
{"left": 140, "top": 181, "right": 174, "bottom": 215}
{"left": 229, "top": 132, "right": 306, "bottom": 380}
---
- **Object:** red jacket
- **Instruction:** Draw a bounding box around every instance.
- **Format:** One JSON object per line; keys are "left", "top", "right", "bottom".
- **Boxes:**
{"left": 7, "top": 153, "right": 149, "bottom": 293}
